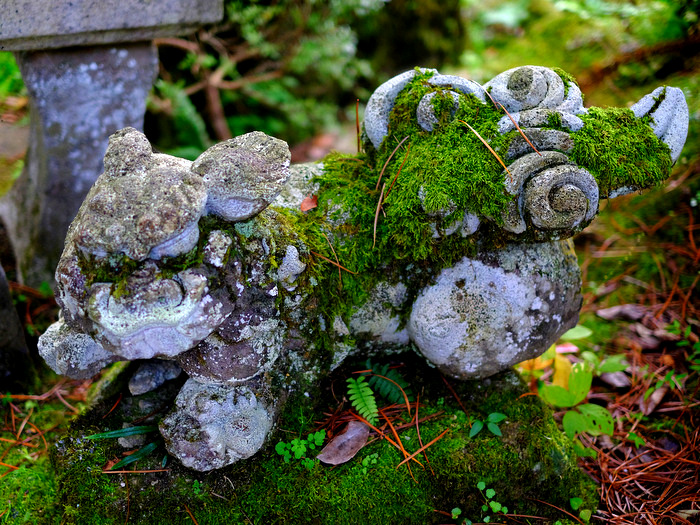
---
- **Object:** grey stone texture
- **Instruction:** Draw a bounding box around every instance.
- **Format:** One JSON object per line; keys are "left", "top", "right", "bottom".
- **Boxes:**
{"left": 0, "top": 264, "right": 33, "bottom": 391}
{"left": 37, "top": 66, "right": 689, "bottom": 472}
{"left": 128, "top": 360, "right": 182, "bottom": 395}
{"left": 408, "top": 241, "right": 582, "bottom": 379}
{"left": 630, "top": 86, "right": 689, "bottom": 162}
{"left": 0, "top": 44, "right": 158, "bottom": 286}
{"left": 159, "top": 380, "right": 275, "bottom": 472}
{"left": 0, "top": 1, "right": 223, "bottom": 51}
{"left": 483, "top": 65, "right": 586, "bottom": 114}
{"left": 192, "top": 132, "right": 291, "bottom": 221}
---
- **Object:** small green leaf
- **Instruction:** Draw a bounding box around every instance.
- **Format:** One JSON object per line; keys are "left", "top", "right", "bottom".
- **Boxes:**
{"left": 570, "top": 497, "right": 583, "bottom": 510}
{"left": 486, "top": 422, "right": 502, "bottom": 436}
{"left": 85, "top": 425, "right": 158, "bottom": 440}
{"left": 539, "top": 384, "right": 577, "bottom": 407}
{"left": 560, "top": 325, "right": 592, "bottom": 341}
{"left": 579, "top": 509, "right": 592, "bottom": 522}
{"left": 598, "top": 354, "right": 627, "bottom": 373}
{"left": 476, "top": 481, "right": 486, "bottom": 491}
{"left": 568, "top": 363, "right": 593, "bottom": 405}
{"left": 487, "top": 412, "right": 506, "bottom": 423}
{"left": 275, "top": 442, "right": 288, "bottom": 455}
{"left": 451, "top": 507, "right": 462, "bottom": 519}
{"left": 562, "top": 410, "right": 589, "bottom": 440}
{"left": 485, "top": 488, "right": 496, "bottom": 499}
{"left": 489, "top": 501, "right": 502, "bottom": 512}
{"left": 469, "top": 420, "right": 484, "bottom": 438}
{"left": 481, "top": 504, "right": 488, "bottom": 512}
{"left": 627, "top": 431, "right": 645, "bottom": 448}
{"left": 110, "top": 442, "right": 158, "bottom": 470}
{"left": 577, "top": 404, "right": 615, "bottom": 436}
{"left": 483, "top": 516, "right": 490, "bottom": 523}
{"left": 501, "top": 506, "right": 508, "bottom": 514}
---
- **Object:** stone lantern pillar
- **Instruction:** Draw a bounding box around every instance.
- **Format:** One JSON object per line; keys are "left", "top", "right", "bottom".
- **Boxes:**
{"left": 0, "top": 0, "right": 223, "bottom": 287}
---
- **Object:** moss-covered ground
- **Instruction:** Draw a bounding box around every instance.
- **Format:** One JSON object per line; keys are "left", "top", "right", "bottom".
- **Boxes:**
{"left": 2, "top": 354, "right": 597, "bottom": 524}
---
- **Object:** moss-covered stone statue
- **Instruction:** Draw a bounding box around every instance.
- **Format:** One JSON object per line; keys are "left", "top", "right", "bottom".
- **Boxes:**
{"left": 38, "top": 65, "right": 689, "bottom": 471}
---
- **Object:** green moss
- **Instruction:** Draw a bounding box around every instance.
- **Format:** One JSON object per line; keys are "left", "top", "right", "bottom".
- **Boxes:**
{"left": 570, "top": 107, "right": 672, "bottom": 197}
{"left": 551, "top": 67, "right": 580, "bottom": 99}
{"left": 31, "top": 360, "right": 596, "bottom": 524}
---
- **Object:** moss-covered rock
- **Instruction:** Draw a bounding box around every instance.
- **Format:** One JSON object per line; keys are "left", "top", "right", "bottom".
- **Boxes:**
{"left": 42, "top": 356, "right": 596, "bottom": 524}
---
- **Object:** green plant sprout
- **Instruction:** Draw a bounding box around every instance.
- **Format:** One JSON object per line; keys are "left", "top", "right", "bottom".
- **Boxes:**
{"left": 469, "top": 413, "right": 507, "bottom": 438}
{"left": 538, "top": 362, "right": 614, "bottom": 457}
{"left": 570, "top": 496, "right": 593, "bottom": 523}
{"left": 667, "top": 320, "right": 700, "bottom": 372}
{"left": 361, "top": 360, "right": 414, "bottom": 404}
{"left": 476, "top": 481, "right": 508, "bottom": 523}
{"left": 359, "top": 453, "right": 378, "bottom": 475}
{"left": 347, "top": 376, "right": 379, "bottom": 425}
{"left": 84, "top": 425, "right": 160, "bottom": 470}
{"left": 643, "top": 368, "right": 687, "bottom": 401}
{"left": 274, "top": 430, "right": 326, "bottom": 470}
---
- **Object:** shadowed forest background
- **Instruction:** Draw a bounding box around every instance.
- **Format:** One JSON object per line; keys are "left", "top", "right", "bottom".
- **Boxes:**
{"left": 0, "top": 0, "right": 698, "bottom": 523}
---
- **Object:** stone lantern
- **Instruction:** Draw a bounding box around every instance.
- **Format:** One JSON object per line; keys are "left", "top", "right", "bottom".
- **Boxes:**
{"left": 0, "top": 0, "right": 223, "bottom": 286}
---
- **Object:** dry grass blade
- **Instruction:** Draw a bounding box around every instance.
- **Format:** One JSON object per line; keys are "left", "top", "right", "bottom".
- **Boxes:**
{"left": 458, "top": 119, "right": 512, "bottom": 182}
{"left": 380, "top": 408, "right": 417, "bottom": 483}
{"left": 375, "top": 136, "right": 409, "bottom": 190}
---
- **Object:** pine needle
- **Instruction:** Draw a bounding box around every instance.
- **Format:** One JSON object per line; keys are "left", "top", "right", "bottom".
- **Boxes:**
{"left": 373, "top": 182, "right": 386, "bottom": 249}
{"left": 483, "top": 90, "right": 542, "bottom": 156}
{"left": 184, "top": 504, "right": 200, "bottom": 525}
{"left": 356, "top": 99, "right": 361, "bottom": 154}
{"left": 322, "top": 232, "right": 343, "bottom": 288}
{"left": 371, "top": 374, "right": 412, "bottom": 417}
{"left": 459, "top": 119, "right": 512, "bottom": 182}
{"left": 384, "top": 143, "right": 411, "bottom": 202}
{"left": 309, "top": 251, "right": 357, "bottom": 274}
{"left": 375, "top": 136, "right": 409, "bottom": 190}
{"left": 396, "top": 429, "right": 449, "bottom": 468}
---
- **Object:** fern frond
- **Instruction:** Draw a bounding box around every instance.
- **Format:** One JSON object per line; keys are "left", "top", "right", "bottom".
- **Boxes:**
{"left": 347, "top": 376, "right": 378, "bottom": 425}
{"left": 364, "top": 360, "right": 414, "bottom": 405}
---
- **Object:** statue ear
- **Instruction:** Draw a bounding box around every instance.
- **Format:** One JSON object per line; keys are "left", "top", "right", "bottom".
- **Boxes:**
{"left": 103, "top": 127, "right": 153, "bottom": 176}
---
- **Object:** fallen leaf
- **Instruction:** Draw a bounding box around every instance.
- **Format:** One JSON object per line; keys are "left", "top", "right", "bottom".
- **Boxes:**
{"left": 300, "top": 194, "right": 318, "bottom": 212}
{"left": 596, "top": 304, "right": 648, "bottom": 321}
{"left": 639, "top": 386, "right": 668, "bottom": 415}
{"left": 600, "top": 372, "right": 631, "bottom": 389}
{"left": 316, "top": 420, "right": 369, "bottom": 465}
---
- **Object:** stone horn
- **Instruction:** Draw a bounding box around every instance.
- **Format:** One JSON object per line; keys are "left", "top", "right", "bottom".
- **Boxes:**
{"left": 630, "top": 86, "right": 689, "bottom": 163}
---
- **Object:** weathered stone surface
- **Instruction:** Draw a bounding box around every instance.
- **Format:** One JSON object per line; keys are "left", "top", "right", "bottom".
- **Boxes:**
{"left": 159, "top": 380, "right": 275, "bottom": 471}
{"left": 37, "top": 66, "right": 689, "bottom": 472}
{"left": 86, "top": 266, "right": 234, "bottom": 361}
{"left": 0, "top": 44, "right": 158, "bottom": 286}
{"left": 192, "top": 132, "right": 291, "bottom": 222}
{"left": 408, "top": 241, "right": 581, "bottom": 379}
{"left": 0, "top": 0, "right": 223, "bottom": 51}
{"left": 0, "top": 264, "right": 33, "bottom": 391}
{"left": 484, "top": 65, "right": 586, "bottom": 114}
{"left": 631, "top": 86, "right": 689, "bottom": 162}
{"left": 128, "top": 360, "right": 181, "bottom": 395}
{"left": 38, "top": 317, "right": 116, "bottom": 379}
{"left": 74, "top": 128, "right": 207, "bottom": 260}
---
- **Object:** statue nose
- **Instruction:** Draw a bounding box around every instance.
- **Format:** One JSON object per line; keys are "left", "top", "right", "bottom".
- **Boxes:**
{"left": 630, "top": 86, "right": 689, "bottom": 163}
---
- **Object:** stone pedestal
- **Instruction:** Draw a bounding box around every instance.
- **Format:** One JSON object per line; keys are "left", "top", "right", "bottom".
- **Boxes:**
{"left": 0, "top": 0, "right": 223, "bottom": 286}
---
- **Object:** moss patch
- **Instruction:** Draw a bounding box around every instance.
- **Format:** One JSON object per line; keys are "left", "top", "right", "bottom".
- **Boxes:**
{"left": 570, "top": 107, "right": 672, "bottom": 197}
{"left": 33, "top": 356, "right": 596, "bottom": 524}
